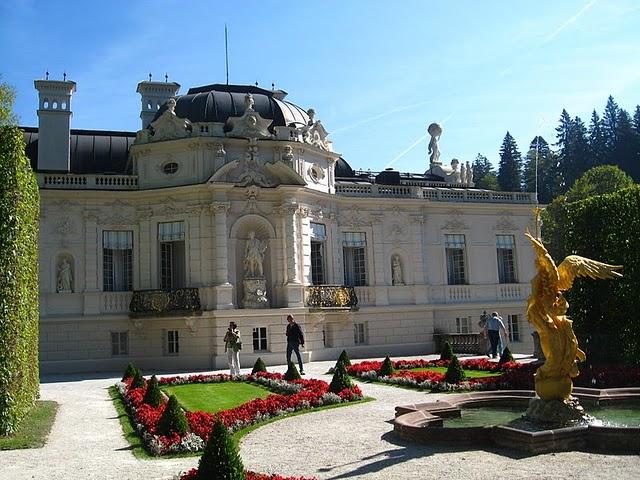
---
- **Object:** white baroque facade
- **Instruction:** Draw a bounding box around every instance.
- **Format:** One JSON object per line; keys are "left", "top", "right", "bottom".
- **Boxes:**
{"left": 24, "top": 78, "right": 538, "bottom": 373}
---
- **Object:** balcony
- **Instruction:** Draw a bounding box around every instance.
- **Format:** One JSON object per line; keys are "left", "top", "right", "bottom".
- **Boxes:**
{"left": 38, "top": 173, "right": 139, "bottom": 190}
{"left": 305, "top": 285, "right": 359, "bottom": 311}
{"left": 129, "top": 288, "right": 202, "bottom": 317}
{"left": 433, "top": 333, "right": 481, "bottom": 355}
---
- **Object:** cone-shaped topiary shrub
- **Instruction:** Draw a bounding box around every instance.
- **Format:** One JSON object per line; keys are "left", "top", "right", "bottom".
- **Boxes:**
{"left": 499, "top": 346, "right": 514, "bottom": 364}
{"left": 197, "top": 418, "right": 246, "bottom": 480}
{"left": 337, "top": 350, "right": 352, "bottom": 368}
{"left": 122, "top": 362, "right": 137, "bottom": 381}
{"left": 251, "top": 357, "right": 267, "bottom": 374}
{"left": 143, "top": 375, "right": 163, "bottom": 407}
{"left": 329, "top": 361, "right": 354, "bottom": 393}
{"left": 440, "top": 341, "right": 454, "bottom": 361}
{"left": 158, "top": 395, "right": 189, "bottom": 436}
{"left": 284, "top": 362, "right": 302, "bottom": 381}
{"left": 445, "top": 355, "right": 466, "bottom": 384}
{"left": 131, "top": 368, "right": 145, "bottom": 389}
{"left": 380, "top": 356, "right": 395, "bottom": 376}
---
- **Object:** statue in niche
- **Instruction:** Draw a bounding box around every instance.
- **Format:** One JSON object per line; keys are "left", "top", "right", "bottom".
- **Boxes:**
{"left": 427, "top": 122, "right": 442, "bottom": 165}
{"left": 244, "top": 231, "right": 267, "bottom": 278}
{"left": 57, "top": 258, "right": 73, "bottom": 293}
{"left": 392, "top": 255, "right": 404, "bottom": 286}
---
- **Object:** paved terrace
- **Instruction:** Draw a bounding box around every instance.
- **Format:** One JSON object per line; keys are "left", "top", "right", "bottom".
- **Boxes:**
{"left": 0, "top": 355, "right": 638, "bottom": 480}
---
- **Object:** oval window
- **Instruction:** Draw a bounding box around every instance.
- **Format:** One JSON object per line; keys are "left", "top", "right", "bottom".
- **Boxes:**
{"left": 163, "top": 162, "right": 179, "bottom": 175}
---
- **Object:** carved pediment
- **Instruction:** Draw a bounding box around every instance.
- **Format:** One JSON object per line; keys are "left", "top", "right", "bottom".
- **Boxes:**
{"left": 441, "top": 209, "right": 468, "bottom": 230}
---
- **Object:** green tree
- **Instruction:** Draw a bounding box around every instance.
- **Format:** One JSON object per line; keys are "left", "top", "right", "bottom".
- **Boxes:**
{"left": 122, "top": 362, "right": 137, "bottom": 381}
{"left": 444, "top": 355, "right": 465, "bottom": 384}
{"left": 614, "top": 109, "right": 640, "bottom": 181}
{"left": 0, "top": 78, "right": 17, "bottom": 126}
{"left": 565, "top": 165, "right": 634, "bottom": 203}
{"left": 0, "top": 124, "right": 40, "bottom": 435}
{"left": 633, "top": 105, "right": 640, "bottom": 135}
{"left": 251, "top": 357, "right": 267, "bottom": 374}
{"left": 602, "top": 95, "right": 620, "bottom": 158}
{"left": 197, "top": 419, "right": 246, "bottom": 480}
{"left": 439, "top": 341, "right": 454, "bottom": 361}
{"left": 588, "top": 110, "right": 607, "bottom": 169}
{"left": 497, "top": 132, "right": 522, "bottom": 191}
{"left": 476, "top": 171, "right": 500, "bottom": 190}
{"left": 471, "top": 153, "right": 494, "bottom": 185}
{"left": 336, "top": 349, "right": 351, "bottom": 368}
{"left": 557, "top": 115, "right": 589, "bottom": 192}
{"left": 143, "top": 375, "right": 163, "bottom": 407}
{"left": 283, "top": 362, "right": 301, "bottom": 381}
{"left": 522, "top": 136, "right": 560, "bottom": 204}
{"left": 379, "top": 356, "right": 395, "bottom": 376}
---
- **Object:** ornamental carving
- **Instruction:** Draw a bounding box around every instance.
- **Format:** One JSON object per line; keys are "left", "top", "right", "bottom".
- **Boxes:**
{"left": 338, "top": 207, "right": 371, "bottom": 227}
{"left": 98, "top": 214, "right": 136, "bottom": 225}
{"left": 53, "top": 217, "right": 77, "bottom": 236}
{"left": 226, "top": 98, "right": 273, "bottom": 140}
{"left": 441, "top": 209, "right": 468, "bottom": 230}
{"left": 147, "top": 99, "right": 192, "bottom": 142}
{"left": 236, "top": 139, "right": 274, "bottom": 187}
{"left": 306, "top": 285, "right": 358, "bottom": 310}
{"left": 129, "top": 288, "right": 201, "bottom": 317}
{"left": 494, "top": 213, "right": 517, "bottom": 232}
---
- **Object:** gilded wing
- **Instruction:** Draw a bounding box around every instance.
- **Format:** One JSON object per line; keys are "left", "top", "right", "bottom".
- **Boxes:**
{"left": 525, "top": 232, "right": 560, "bottom": 286}
{"left": 557, "top": 255, "right": 623, "bottom": 291}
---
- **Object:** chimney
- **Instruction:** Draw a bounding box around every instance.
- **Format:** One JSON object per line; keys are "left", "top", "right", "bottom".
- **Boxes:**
{"left": 136, "top": 79, "right": 180, "bottom": 129}
{"left": 34, "top": 78, "right": 76, "bottom": 172}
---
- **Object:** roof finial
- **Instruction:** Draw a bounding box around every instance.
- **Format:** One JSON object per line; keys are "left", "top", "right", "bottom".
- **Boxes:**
{"left": 165, "top": 73, "right": 168, "bottom": 83}
{"left": 148, "top": 73, "right": 152, "bottom": 82}
{"left": 272, "top": 82, "right": 275, "bottom": 90}
{"left": 45, "top": 70, "right": 49, "bottom": 80}
{"left": 63, "top": 71, "right": 67, "bottom": 81}
{"left": 255, "top": 80, "right": 259, "bottom": 87}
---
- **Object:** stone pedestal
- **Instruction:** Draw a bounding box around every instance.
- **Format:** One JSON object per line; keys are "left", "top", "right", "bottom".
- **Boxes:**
{"left": 243, "top": 278, "right": 268, "bottom": 309}
{"left": 524, "top": 396, "right": 591, "bottom": 426}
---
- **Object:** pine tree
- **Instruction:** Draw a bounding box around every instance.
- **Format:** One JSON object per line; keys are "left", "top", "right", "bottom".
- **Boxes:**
{"left": 336, "top": 350, "right": 351, "bottom": 368}
{"left": 556, "top": 111, "right": 589, "bottom": 192}
{"left": 143, "top": 375, "right": 163, "bottom": 407}
{"left": 131, "top": 368, "right": 145, "bottom": 389}
{"left": 497, "top": 132, "right": 522, "bottom": 192}
{"left": 588, "top": 110, "right": 607, "bottom": 169}
{"left": 614, "top": 109, "right": 640, "bottom": 181}
{"left": 633, "top": 105, "right": 640, "bottom": 135}
{"left": 471, "top": 153, "right": 494, "bottom": 184}
{"left": 251, "top": 357, "right": 267, "bottom": 374}
{"left": 283, "top": 362, "right": 301, "bottom": 381}
{"left": 602, "top": 95, "right": 620, "bottom": 159}
{"left": 379, "top": 356, "right": 395, "bottom": 376}
{"left": 329, "top": 361, "right": 354, "bottom": 393}
{"left": 522, "top": 136, "right": 560, "bottom": 204}
{"left": 158, "top": 395, "right": 189, "bottom": 436}
{"left": 444, "top": 355, "right": 465, "bottom": 384}
{"left": 197, "top": 419, "right": 246, "bottom": 480}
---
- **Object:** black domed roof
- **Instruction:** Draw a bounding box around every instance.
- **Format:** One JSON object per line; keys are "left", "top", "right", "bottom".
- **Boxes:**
{"left": 152, "top": 84, "right": 309, "bottom": 129}
{"left": 335, "top": 157, "right": 355, "bottom": 178}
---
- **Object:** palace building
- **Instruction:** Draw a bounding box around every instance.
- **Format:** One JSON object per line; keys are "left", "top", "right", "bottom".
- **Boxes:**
{"left": 23, "top": 77, "right": 538, "bottom": 373}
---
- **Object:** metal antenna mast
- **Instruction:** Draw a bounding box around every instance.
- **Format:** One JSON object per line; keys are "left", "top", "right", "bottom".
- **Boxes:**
{"left": 225, "top": 24, "right": 229, "bottom": 85}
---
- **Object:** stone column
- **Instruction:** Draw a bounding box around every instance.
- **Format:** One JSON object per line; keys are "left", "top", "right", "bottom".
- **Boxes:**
{"left": 136, "top": 208, "right": 153, "bottom": 290}
{"left": 276, "top": 203, "right": 304, "bottom": 306}
{"left": 410, "top": 212, "right": 429, "bottom": 304}
{"left": 211, "top": 202, "right": 233, "bottom": 309}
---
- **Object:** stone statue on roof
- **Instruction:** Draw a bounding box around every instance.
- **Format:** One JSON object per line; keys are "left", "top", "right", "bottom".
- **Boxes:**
{"left": 427, "top": 122, "right": 442, "bottom": 165}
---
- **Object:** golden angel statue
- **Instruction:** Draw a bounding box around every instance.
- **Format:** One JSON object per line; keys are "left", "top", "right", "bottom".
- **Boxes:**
{"left": 525, "top": 232, "right": 622, "bottom": 400}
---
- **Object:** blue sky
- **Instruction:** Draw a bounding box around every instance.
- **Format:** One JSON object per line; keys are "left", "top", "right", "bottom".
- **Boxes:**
{"left": 2, "top": 0, "right": 639, "bottom": 173}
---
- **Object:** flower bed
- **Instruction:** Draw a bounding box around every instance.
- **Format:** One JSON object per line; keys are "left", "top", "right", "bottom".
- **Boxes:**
{"left": 179, "top": 467, "right": 316, "bottom": 480}
{"left": 347, "top": 358, "right": 526, "bottom": 392}
{"left": 116, "top": 372, "right": 362, "bottom": 456}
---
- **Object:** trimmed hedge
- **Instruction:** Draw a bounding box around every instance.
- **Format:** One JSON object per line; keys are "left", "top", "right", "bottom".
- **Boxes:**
{"left": 251, "top": 357, "right": 267, "bottom": 375}
{"left": 329, "top": 361, "right": 354, "bottom": 393}
{"left": 380, "top": 356, "right": 395, "bottom": 376}
{"left": 158, "top": 395, "right": 189, "bottom": 436}
{"left": 445, "top": 355, "right": 466, "bottom": 384}
{"left": 439, "top": 341, "right": 454, "bottom": 361}
{"left": 197, "top": 419, "right": 245, "bottom": 480}
{"left": 561, "top": 186, "right": 640, "bottom": 365}
{"left": 283, "top": 362, "right": 301, "bottom": 381}
{"left": 0, "top": 126, "right": 40, "bottom": 435}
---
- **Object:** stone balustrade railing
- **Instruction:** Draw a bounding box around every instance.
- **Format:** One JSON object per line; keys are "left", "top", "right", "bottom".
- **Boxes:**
{"left": 39, "top": 173, "right": 139, "bottom": 190}
{"left": 433, "top": 333, "right": 481, "bottom": 354}
{"left": 335, "top": 183, "right": 537, "bottom": 203}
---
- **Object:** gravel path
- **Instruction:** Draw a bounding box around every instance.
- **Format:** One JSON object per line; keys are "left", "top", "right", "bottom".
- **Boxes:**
{"left": 0, "top": 356, "right": 638, "bottom": 480}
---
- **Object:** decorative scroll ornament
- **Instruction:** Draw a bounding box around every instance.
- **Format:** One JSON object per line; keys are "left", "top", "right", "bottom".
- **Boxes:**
{"left": 441, "top": 209, "right": 468, "bottom": 230}
{"left": 129, "top": 288, "right": 202, "bottom": 317}
{"left": 306, "top": 285, "right": 359, "bottom": 310}
{"left": 236, "top": 139, "right": 273, "bottom": 187}
{"left": 226, "top": 94, "right": 273, "bottom": 140}
{"left": 296, "top": 108, "right": 332, "bottom": 151}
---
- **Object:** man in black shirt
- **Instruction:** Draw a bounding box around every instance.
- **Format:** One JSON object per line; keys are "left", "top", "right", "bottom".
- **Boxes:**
{"left": 286, "top": 314, "right": 305, "bottom": 375}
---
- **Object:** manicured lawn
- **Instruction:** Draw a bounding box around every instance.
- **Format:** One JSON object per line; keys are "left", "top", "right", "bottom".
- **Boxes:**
{"left": 0, "top": 401, "right": 58, "bottom": 450}
{"left": 402, "top": 367, "right": 502, "bottom": 378}
{"left": 162, "top": 382, "right": 273, "bottom": 413}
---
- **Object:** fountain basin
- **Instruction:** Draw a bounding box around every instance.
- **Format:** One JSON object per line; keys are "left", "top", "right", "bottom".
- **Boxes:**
{"left": 393, "top": 388, "right": 640, "bottom": 454}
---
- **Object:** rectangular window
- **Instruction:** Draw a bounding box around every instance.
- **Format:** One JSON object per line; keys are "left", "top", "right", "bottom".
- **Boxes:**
{"left": 110, "top": 331, "right": 128, "bottom": 356}
{"left": 343, "top": 232, "right": 367, "bottom": 286}
{"left": 354, "top": 322, "right": 367, "bottom": 345}
{"left": 507, "top": 314, "right": 520, "bottom": 342}
{"left": 253, "top": 327, "right": 268, "bottom": 351}
{"left": 159, "top": 221, "right": 185, "bottom": 289}
{"left": 103, "top": 231, "right": 133, "bottom": 292}
{"left": 445, "top": 234, "right": 467, "bottom": 285}
{"left": 166, "top": 329, "right": 179, "bottom": 355}
{"left": 310, "top": 223, "right": 326, "bottom": 285}
{"left": 455, "top": 317, "right": 470, "bottom": 334}
{"left": 497, "top": 235, "right": 517, "bottom": 284}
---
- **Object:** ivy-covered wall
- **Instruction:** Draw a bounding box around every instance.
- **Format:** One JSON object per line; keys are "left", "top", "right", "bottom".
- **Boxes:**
{"left": 562, "top": 186, "right": 640, "bottom": 365}
{"left": 0, "top": 126, "right": 40, "bottom": 435}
